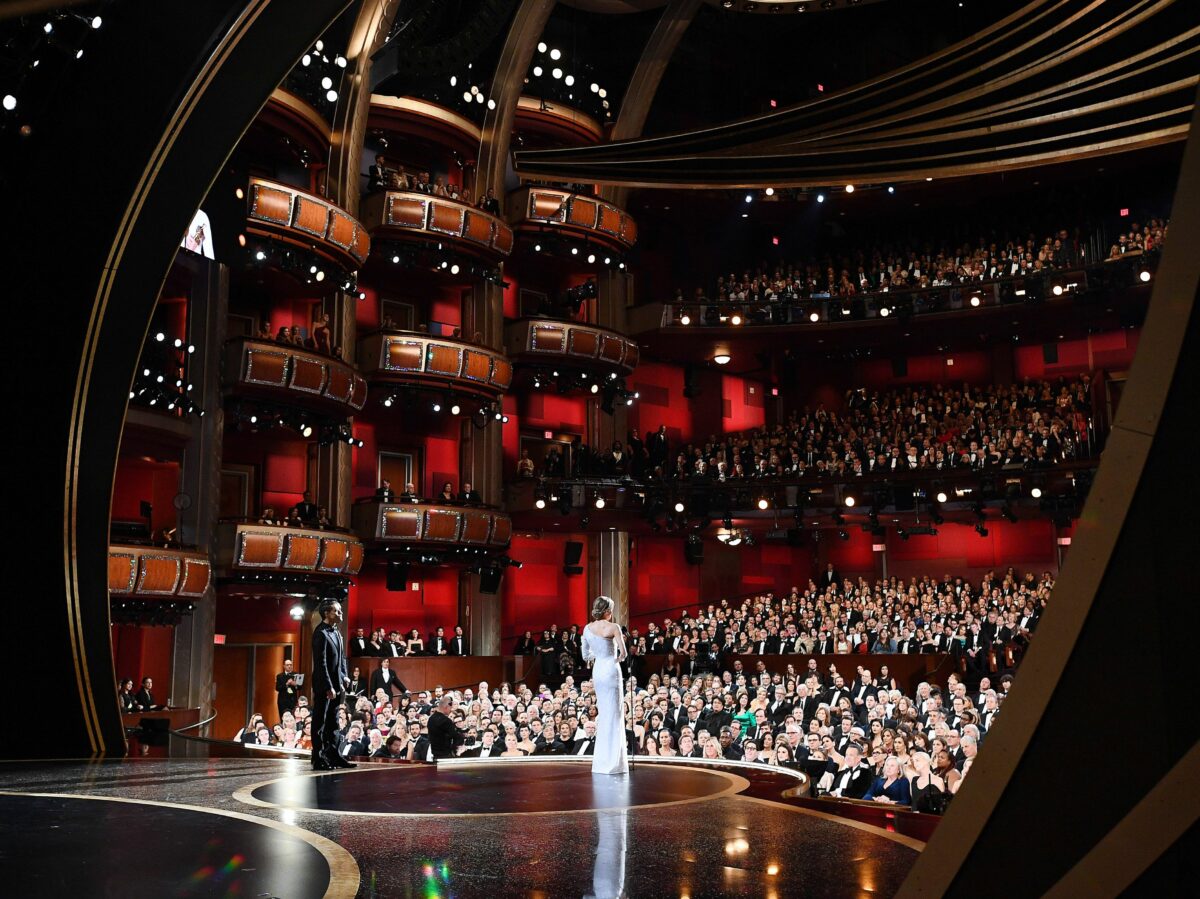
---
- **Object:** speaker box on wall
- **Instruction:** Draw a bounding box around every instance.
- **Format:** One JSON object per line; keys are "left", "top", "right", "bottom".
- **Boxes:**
{"left": 563, "top": 540, "right": 584, "bottom": 575}
{"left": 684, "top": 540, "right": 704, "bottom": 565}
{"left": 478, "top": 567, "right": 503, "bottom": 594}
{"left": 386, "top": 561, "right": 409, "bottom": 591}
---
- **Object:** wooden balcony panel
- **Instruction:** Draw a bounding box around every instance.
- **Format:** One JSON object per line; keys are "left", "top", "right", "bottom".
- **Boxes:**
{"left": 224, "top": 337, "right": 368, "bottom": 417}
{"left": 357, "top": 332, "right": 511, "bottom": 402}
{"left": 352, "top": 501, "right": 513, "bottom": 552}
{"left": 508, "top": 186, "right": 638, "bottom": 252}
{"left": 245, "top": 177, "right": 369, "bottom": 272}
{"left": 109, "top": 545, "right": 212, "bottom": 598}
{"left": 365, "top": 190, "right": 513, "bottom": 262}
{"left": 216, "top": 523, "right": 364, "bottom": 577}
{"left": 505, "top": 319, "right": 640, "bottom": 378}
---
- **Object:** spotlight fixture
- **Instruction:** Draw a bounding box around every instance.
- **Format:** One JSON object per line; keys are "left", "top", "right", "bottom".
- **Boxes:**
{"left": 845, "top": 184, "right": 854, "bottom": 193}
{"left": 713, "top": 353, "right": 731, "bottom": 365}
{"left": 975, "top": 523, "right": 989, "bottom": 537}
{"left": 594, "top": 495, "right": 606, "bottom": 509}
{"left": 2, "top": 94, "right": 16, "bottom": 111}
{"left": 764, "top": 187, "right": 774, "bottom": 196}
{"left": 887, "top": 185, "right": 895, "bottom": 194}
{"left": 450, "top": 404, "right": 461, "bottom": 415}
{"left": 1139, "top": 268, "right": 1152, "bottom": 283}
{"left": 290, "top": 604, "right": 305, "bottom": 621}
{"left": 816, "top": 193, "right": 825, "bottom": 203}
{"left": 535, "top": 497, "right": 546, "bottom": 509}
{"left": 970, "top": 294, "right": 981, "bottom": 307}
{"left": 730, "top": 312, "right": 743, "bottom": 326}
{"left": 879, "top": 306, "right": 890, "bottom": 317}
{"left": 537, "top": 41, "right": 547, "bottom": 53}
{"left": 1052, "top": 283, "right": 1064, "bottom": 296}
{"left": 844, "top": 495, "right": 856, "bottom": 507}
{"left": 383, "top": 395, "right": 394, "bottom": 407}
{"left": 432, "top": 401, "right": 442, "bottom": 412}
{"left": 744, "top": 194, "right": 753, "bottom": 204}
{"left": 532, "top": 66, "right": 542, "bottom": 78}
{"left": 680, "top": 312, "right": 691, "bottom": 326}
{"left": 809, "top": 311, "right": 820, "bottom": 323}
{"left": 936, "top": 491, "right": 948, "bottom": 504}
{"left": 1030, "top": 487, "right": 1043, "bottom": 498}
{"left": 757, "top": 497, "right": 769, "bottom": 510}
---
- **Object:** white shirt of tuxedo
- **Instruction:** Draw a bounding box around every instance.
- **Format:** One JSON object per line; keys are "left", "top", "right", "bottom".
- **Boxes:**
{"left": 379, "top": 669, "right": 392, "bottom": 683}
{"left": 832, "top": 764, "right": 866, "bottom": 796}
{"left": 574, "top": 737, "right": 596, "bottom": 755}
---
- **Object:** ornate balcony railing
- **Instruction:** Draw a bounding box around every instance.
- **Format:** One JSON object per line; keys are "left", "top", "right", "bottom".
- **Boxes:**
{"left": 357, "top": 330, "right": 512, "bottom": 402}
{"left": 244, "top": 176, "right": 370, "bottom": 275}
{"left": 223, "top": 337, "right": 367, "bottom": 417}
{"left": 109, "top": 545, "right": 212, "bottom": 597}
{"left": 361, "top": 189, "right": 514, "bottom": 261}
{"left": 215, "top": 522, "right": 365, "bottom": 577}
{"left": 504, "top": 318, "right": 639, "bottom": 378}
{"left": 352, "top": 500, "right": 512, "bottom": 554}
{"left": 508, "top": 186, "right": 637, "bottom": 252}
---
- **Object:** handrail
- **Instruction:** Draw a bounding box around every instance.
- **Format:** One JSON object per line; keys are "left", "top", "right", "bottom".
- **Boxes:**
{"left": 171, "top": 709, "right": 217, "bottom": 734}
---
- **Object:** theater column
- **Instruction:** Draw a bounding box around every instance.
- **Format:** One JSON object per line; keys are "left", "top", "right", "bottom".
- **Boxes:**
{"left": 592, "top": 269, "right": 634, "bottom": 454}
{"left": 459, "top": 279, "right": 505, "bottom": 655}
{"left": 314, "top": 290, "right": 356, "bottom": 527}
{"left": 588, "top": 530, "right": 630, "bottom": 625}
{"left": 172, "top": 258, "right": 227, "bottom": 733}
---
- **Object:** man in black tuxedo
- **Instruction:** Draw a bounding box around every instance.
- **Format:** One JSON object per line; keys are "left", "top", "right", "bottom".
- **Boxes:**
{"left": 375, "top": 479, "right": 395, "bottom": 502}
{"left": 135, "top": 676, "right": 162, "bottom": 711}
{"left": 368, "top": 153, "right": 390, "bottom": 193}
{"left": 821, "top": 563, "right": 840, "bottom": 591}
{"left": 427, "top": 695, "right": 464, "bottom": 759}
{"left": 704, "top": 696, "right": 732, "bottom": 734}
{"left": 458, "top": 482, "right": 482, "bottom": 504}
{"left": 311, "top": 599, "right": 353, "bottom": 770}
{"left": 383, "top": 630, "right": 405, "bottom": 657}
{"left": 467, "top": 730, "right": 503, "bottom": 758}
{"left": 290, "top": 490, "right": 319, "bottom": 525}
{"left": 571, "top": 720, "right": 597, "bottom": 757}
{"left": 828, "top": 745, "right": 873, "bottom": 799}
{"left": 646, "top": 424, "right": 668, "bottom": 466}
{"left": 370, "top": 658, "right": 407, "bottom": 700}
{"left": 348, "top": 628, "right": 371, "bottom": 658}
{"left": 448, "top": 625, "right": 468, "bottom": 656}
{"left": 399, "top": 481, "right": 421, "bottom": 503}
{"left": 275, "top": 659, "right": 299, "bottom": 721}
{"left": 429, "top": 626, "right": 449, "bottom": 656}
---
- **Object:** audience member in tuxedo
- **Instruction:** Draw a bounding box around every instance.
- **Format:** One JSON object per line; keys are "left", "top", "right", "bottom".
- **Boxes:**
{"left": 458, "top": 482, "right": 482, "bottom": 504}
{"left": 448, "top": 625, "right": 468, "bottom": 656}
{"left": 427, "top": 695, "right": 464, "bottom": 760}
{"left": 368, "top": 154, "right": 390, "bottom": 193}
{"left": 399, "top": 481, "right": 421, "bottom": 503}
{"left": 135, "top": 676, "right": 162, "bottom": 711}
{"left": 275, "top": 659, "right": 299, "bottom": 721}
{"left": 348, "top": 628, "right": 370, "bottom": 658}
{"left": 290, "top": 491, "right": 319, "bottom": 525}
{"left": 826, "top": 744, "right": 873, "bottom": 799}
{"left": 375, "top": 479, "right": 395, "bottom": 502}
{"left": 429, "top": 626, "right": 449, "bottom": 656}
{"left": 468, "top": 730, "right": 504, "bottom": 758}
{"left": 370, "top": 658, "right": 407, "bottom": 700}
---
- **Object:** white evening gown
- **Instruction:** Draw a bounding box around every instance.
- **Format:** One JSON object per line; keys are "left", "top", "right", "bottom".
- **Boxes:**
{"left": 583, "top": 626, "right": 628, "bottom": 775}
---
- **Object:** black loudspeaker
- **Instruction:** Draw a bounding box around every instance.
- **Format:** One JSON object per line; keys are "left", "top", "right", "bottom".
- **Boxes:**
{"left": 786, "top": 528, "right": 807, "bottom": 546}
{"left": 1043, "top": 342, "right": 1059, "bottom": 364}
{"left": 563, "top": 540, "right": 584, "bottom": 575}
{"left": 387, "top": 561, "right": 409, "bottom": 591}
{"left": 478, "top": 567, "right": 503, "bottom": 594}
{"left": 684, "top": 539, "right": 704, "bottom": 565}
{"left": 891, "top": 357, "right": 908, "bottom": 378}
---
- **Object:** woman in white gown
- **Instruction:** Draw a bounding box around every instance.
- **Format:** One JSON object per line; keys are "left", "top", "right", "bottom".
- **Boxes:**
{"left": 582, "top": 596, "right": 629, "bottom": 775}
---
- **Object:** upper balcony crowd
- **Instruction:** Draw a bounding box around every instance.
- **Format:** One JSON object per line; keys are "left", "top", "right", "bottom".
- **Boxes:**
{"left": 366, "top": 153, "right": 500, "bottom": 215}
{"left": 671, "top": 216, "right": 1166, "bottom": 305}
{"left": 518, "top": 375, "right": 1096, "bottom": 483}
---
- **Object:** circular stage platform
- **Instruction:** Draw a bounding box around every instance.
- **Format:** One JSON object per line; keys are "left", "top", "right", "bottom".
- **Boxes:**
{"left": 238, "top": 759, "right": 745, "bottom": 816}
{"left": 0, "top": 757, "right": 923, "bottom": 898}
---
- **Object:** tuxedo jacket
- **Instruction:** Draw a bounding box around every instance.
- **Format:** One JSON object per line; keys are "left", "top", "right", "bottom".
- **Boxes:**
{"left": 370, "top": 668, "right": 406, "bottom": 697}
{"left": 312, "top": 623, "right": 348, "bottom": 692}
{"left": 832, "top": 763, "right": 873, "bottom": 799}
{"left": 427, "top": 711, "right": 462, "bottom": 759}
{"left": 448, "top": 636, "right": 468, "bottom": 656}
{"left": 467, "top": 744, "right": 504, "bottom": 758}
{"left": 135, "top": 688, "right": 156, "bottom": 709}
{"left": 275, "top": 672, "right": 298, "bottom": 710}
{"left": 348, "top": 636, "right": 371, "bottom": 657}
{"left": 429, "top": 636, "right": 448, "bottom": 655}
{"left": 572, "top": 737, "right": 596, "bottom": 757}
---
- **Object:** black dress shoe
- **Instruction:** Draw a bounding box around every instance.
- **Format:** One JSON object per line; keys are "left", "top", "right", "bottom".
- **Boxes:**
{"left": 311, "top": 757, "right": 332, "bottom": 771}
{"left": 330, "top": 755, "right": 357, "bottom": 769}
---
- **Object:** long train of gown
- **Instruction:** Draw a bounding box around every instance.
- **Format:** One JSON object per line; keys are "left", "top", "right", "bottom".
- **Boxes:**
{"left": 583, "top": 627, "right": 629, "bottom": 775}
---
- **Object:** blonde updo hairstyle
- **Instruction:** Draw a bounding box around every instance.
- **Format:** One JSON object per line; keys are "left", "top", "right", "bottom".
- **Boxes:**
{"left": 591, "top": 596, "right": 614, "bottom": 620}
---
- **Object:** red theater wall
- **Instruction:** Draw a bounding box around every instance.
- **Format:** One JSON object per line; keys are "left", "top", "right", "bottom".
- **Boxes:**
{"left": 350, "top": 564, "right": 460, "bottom": 638}
{"left": 501, "top": 533, "right": 589, "bottom": 643}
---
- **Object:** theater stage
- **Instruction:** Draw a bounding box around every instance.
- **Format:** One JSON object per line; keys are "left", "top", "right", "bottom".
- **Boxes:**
{"left": 0, "top": 757, "right": 921, "bottom": 897}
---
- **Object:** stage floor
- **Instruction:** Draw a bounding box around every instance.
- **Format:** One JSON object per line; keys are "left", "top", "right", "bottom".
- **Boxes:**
{"left": 0, "top": 757, "right": 921, "bottom": 897}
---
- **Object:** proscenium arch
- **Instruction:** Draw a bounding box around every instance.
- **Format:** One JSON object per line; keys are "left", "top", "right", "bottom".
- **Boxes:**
{"left": 7, "top": 0, "right": 354, "bottom": 759}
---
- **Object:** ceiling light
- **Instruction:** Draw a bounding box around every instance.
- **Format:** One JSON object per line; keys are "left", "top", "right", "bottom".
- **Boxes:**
{"left": 571, "top": 247, "right": 578, "bottom": 255}
{"left": 326, "top": 90, "right": 338, "bottom": 102}
{"left": 745, "top": 194, "right": 753, "bottom": 203}
{"left": 302, "top": 54, "right": 311, "bottom": 66}
{"left": 925, "top": 176, "right": 933, "bottom": 181}
{"left": 564, "top": 75, "right": 575, "bottom": 86}
{"left": 809, "top": 311, "right": 820, "bottom": 322}
{"left": 970, "top": 294, "right": 981, "bottom": 307}
{"left": 587, "top": 254, "right": 596, "bottom": 263}
{"left": 879, "top": 306, "right": 890, "bottom": 317}
{"left": 550, "top": 48, "right": 561, "bottom": 60}
{"left": 844, "top": 184, "right": 854, "bottom": 193}
{"left": 450, "top": 264, "right": 460, "bottom": 274}
{"left": 590, "top": 383, "right": 600, "bottom": 394}
{"left": 1139, "top": 269, "right": 1152, "bottom": 283}
{"left": 3, "top": 94, "right": 16, "bottom": 111}
{"left": 936, "top": 491, "right": 948, "bottom": 503}
{"left": 532, "top": 66, "right": 543, "bottom": 77}
{"left": 598, "top": 88, "right": 607, "bottom": 98}
{"left": 714, "top": 353, "right": 731, "bottom": 365}
{"left": 730, "top": 313, "right": 743, "bottom": 325}
{"left": 535, "top": 498, "right": 546, "bottom": 509}
{"left": 674, "top": 502, "right": 685, "bottom": 513}
{"left": 887, "top": 185, "right": 895, "bottom": 194}
{"left": 321, "top": 76, "right": 333, "bottom": 90}
{"left": 487, "top": 98, "right": 496, "bottom": 109}
{"left": 680, "top": 313, "right": 691, "bottom": 326}
{"left": 764, "top": 187, "right": 774, "bottom": 196}
{"left": 757, "top": 498, "right": 769, "bottom": 510}
{"left": 90, "top": 16, "right": 103, "bottom": 28}
{"left": 450, "top": 404, "right": 461, "bottom": 415}
{"left": 1030, "top": 487, "right": 1043, "bottom": 498}
{"left": 537, "top": 41, "right": 547, "bottom": 53}
{"left": 844, "top": 495, "right": 856, "bottom": 507}
{"left": 595, "top": 496, "right": 606, "bottom": 509}
{"left": 336, "top": 55, "right": 347, "bottom": 68}
{"left": 816, "top": 193, "right": 825, "bottom": 203}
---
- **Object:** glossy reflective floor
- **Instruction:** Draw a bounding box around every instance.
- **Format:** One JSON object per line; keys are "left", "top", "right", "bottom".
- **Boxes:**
{"left": 0, "top": 758, "right": 921, "bottom": 898}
